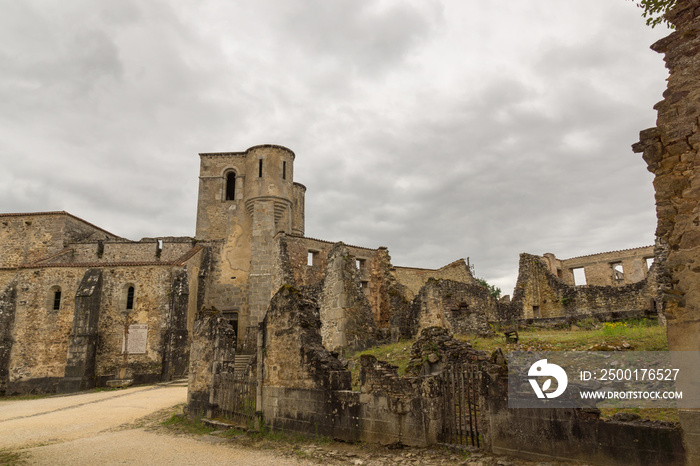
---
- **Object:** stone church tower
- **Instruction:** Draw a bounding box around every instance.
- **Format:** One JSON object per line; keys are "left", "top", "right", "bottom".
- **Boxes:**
{"left": 194, "top": 145, "right": 306, "bottom": 349}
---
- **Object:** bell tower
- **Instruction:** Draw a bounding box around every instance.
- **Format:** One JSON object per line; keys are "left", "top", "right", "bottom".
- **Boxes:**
{"left": 194, "top": 145, "right": 305, "bottom": 348}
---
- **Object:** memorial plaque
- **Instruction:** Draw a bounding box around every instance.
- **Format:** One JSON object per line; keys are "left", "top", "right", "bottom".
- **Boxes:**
{"left": 122, "top": 324, "right": 148, "bottom": 354}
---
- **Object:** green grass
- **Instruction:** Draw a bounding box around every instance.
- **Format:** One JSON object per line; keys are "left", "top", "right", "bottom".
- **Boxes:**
{"left": 347, "top": 319, "right": 675, "bottom": 425}
{"left": 465, "top": 318, "right": 668, "bottom": 353}
{"left": 0, "top": 449, "right": 25, "bottom": 465}
{"left": 161, "top": 414, "right": 216, "bottom": 435}
{"left": 598, "top": 407, "right": 680, "bottom": 424}
{"left": 346, "top": 340, "right": 414, "bottom": 389}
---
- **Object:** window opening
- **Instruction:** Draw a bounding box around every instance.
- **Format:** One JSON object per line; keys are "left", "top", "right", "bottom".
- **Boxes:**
{"left": 53, "top": 289, "right": 62, "bottom": 310}
{"left": 282, "top": 161, "right": 287, "bottom": 180}
{"left": 126, "top": 286, "right": 135, "bottom": 310}
{"left": 645, "top": 257, "right": 654, "bottom": 270}
{"left": 361, "top": 281, "right": 369, "bottom": 295}
{"left": 612, "top": 262, "right": 624, "bottom": 282}
{"left": 258, "top": 159, "right": 263, "bottom": 178}
{"left": 307, "top": 251, "right": 319, "bottom": 266}
{"left": 225, "top": 172, "right": 236, "bottom": 200}
{"left": 572, "top": 267, "right": 586, "bottom": 286}
{"left": 532, "top": 305, "right": 540, "bottom": 318}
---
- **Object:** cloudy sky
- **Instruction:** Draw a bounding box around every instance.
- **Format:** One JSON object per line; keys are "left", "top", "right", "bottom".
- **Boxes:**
{"left": 0, "top": 0, "right": 671, "bottom": 295}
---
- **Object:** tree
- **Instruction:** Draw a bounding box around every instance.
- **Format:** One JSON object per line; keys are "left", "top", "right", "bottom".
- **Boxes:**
{"left": 632, "top": 0, "right": 677, "bottom": 28}
{"left": 476, "top": 277, "right": 502, "bottom": 299}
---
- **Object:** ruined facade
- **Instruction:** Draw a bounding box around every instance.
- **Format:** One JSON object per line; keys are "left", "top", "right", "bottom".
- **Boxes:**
{"left": 1, "top": 145, "right": 479, "bottom": 394}
{"left": 540, "top": 246, "right": 655, "bottom": 286}
{"left": 509, "top": 250, "right": 658, "bottom": 322}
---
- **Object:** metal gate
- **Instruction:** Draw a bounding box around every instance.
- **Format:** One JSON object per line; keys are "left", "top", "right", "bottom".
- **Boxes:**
{"left": 441, "top": 361, "right": 481, "bottom": 447}
{"left": 215, "top": 356, "right": 256, "bottom": 427}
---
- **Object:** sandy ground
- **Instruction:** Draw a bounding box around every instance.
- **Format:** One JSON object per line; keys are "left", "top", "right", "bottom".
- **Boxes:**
{"left": 0, "top": 383, "right": 311, "bottom": 465}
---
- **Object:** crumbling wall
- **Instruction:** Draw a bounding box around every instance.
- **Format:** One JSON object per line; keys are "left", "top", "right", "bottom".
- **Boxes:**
{"left": 411, "top": 279, "right": 495, "bottom": 337}
{"left": 509, "top": 253, "right": 655, "bottom": 322}
{"left": 319, "top": 243, "right": 377, "bottom": 351}
{"left": 541, "top": 246, "right": 655, "bottom": 286}
{"left": 394, "top": 259, "right": 479, "bottom": 298}
{"left": 632, "top": 2, "right": 700, "bottom": 461}
{"left": 481, "top": 363, "right": 685, "bottom": 465}
{"left": 368, "top": 247, "right": 413, "bottom": 339}
{"left": 259, "top": 286, "right": 443, "bottom": 446}
{"left": 187, "top": 308, "right": 236, "bottom": 418}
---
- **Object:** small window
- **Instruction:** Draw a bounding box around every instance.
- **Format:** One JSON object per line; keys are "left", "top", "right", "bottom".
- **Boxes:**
{"left": 307, "top": 250, "right": 319, "bottom": 266}
{"left": 53, "top": 288, "right": 62, "bottom": 310}
{"left": 356, "top": 258, "right": 366, "bottom": 271}
{"left": 282, "top": 161, "right": 287, "bottom": 180}
{"left": 532, "top": 305, "right": 540, "bottom": 318}
{"left": 611, "top": 262, "right": 624, "bottom": 282}
{"left": 645, "top": 257, "right": 654, "bottom": 270}
{"left": 572, "top": 267, "right": 586, "bottom": 286}
{"left": 225, "top": 172, "right": 236, "bottom": 200}
{"left": 258, "top": 159, "right": 263, "bottom": 178}
{"left": 126, "top": 286, "right": 135, "bottom": 310}
{"left": 360, "top": 281, "right": 369, "bottom": 295}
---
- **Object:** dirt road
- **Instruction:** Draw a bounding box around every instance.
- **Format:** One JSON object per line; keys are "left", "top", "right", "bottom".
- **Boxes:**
{"left": 0, "top": 383, "right": 311, "bottom": 465}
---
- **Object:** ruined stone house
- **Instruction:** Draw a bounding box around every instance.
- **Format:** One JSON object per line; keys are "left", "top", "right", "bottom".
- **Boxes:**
{"left": 0, "top": 144, "right": 481, "bottom": 395}
{"left": 508, "top": 247, "right": 658, "bottom": 322}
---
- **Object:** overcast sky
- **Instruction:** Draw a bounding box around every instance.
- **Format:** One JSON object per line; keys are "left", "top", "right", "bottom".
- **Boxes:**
{"left": 0, "top": 0, "right": 671, "bottom": 295}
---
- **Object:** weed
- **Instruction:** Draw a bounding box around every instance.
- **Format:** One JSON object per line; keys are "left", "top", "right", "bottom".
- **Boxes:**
{"left": 161, "top": 414, "right": 216, "bottom": 435}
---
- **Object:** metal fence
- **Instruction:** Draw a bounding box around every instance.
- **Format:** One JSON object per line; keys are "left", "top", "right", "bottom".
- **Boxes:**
{"left": 216, "top": 367, "right": 256, "bottom": 427}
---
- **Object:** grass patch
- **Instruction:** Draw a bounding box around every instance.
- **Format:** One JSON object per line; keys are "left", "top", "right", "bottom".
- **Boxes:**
{"left": 599, "top": 407, "right": 680, "bottom": 424}
{"left": 161, "top": 414, "right": 216, "bottom": 435}
{"left": 0, "top": 449, "right": 25, "bottom": 465}
{"left": 464, "top": 318, "right": 667, "bottom": 353}
{"left": 346, "top": 340, "right": 414, "bottom": 389}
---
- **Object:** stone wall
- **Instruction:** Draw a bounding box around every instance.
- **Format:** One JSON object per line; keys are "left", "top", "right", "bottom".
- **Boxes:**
{"left": 319, "top": 243, "right": 377, "bottom": 351}
{"left": 0, "top": 283, "right": 16, "bottom": 395}
{"left": 394, "top": 259, "right": 479, "bottom": 298}
{"left": 0, "top": 212, "right": 118, "bottom": 268}
{"left": 541, "top": 246, "right": 655, "bottom": 286}
{"left": 258, "top": 286, "right": 443, "bottom": 446}
{"left": 186, "top": 308, "right": 236, "bottom": 418}
{"left": 411, "top": 279, "right": 495, "bottom": 337}
{"left": 509, "top": 253, "right": 655, "bottom": 321}
{"left": 481, "top": 363, "right": 685, "bottom": 465}
{"left": 632, "top": 2, "right": 700, "bottom": 461}
{"left": 2, "top": 252, "right": 200, "bottom": 395}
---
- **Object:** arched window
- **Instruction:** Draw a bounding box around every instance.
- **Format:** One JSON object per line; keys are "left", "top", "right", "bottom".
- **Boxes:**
{"left": 121, "top": 284, "right": 136, "bottom": 312}
{"left": 225, "top": 172, "right": 236, "bottom": 201}
{"left": 126, "top": 286, "right": 135, "bottom": 311}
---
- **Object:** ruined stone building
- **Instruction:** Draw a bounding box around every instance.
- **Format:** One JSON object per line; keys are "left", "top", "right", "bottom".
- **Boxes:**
{"left": 508, "top": 247, "right": 658, "bottom": 322}
{"left": 0, "top": 144, "right": 483, "bottom": 395}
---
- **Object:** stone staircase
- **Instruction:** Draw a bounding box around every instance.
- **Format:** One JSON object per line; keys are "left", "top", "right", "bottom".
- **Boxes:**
{"left": 233, "top": 354, "right": 254, "bottom": 376}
